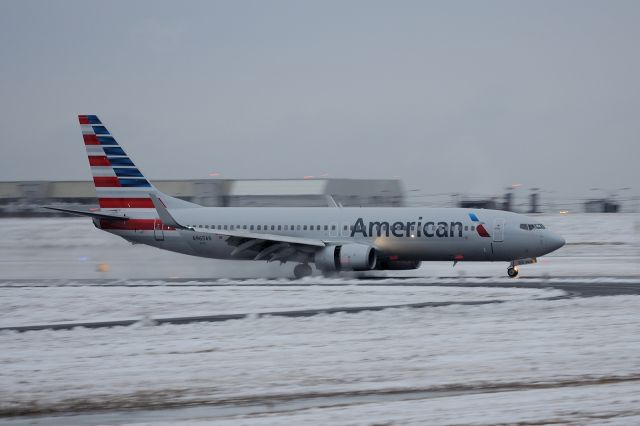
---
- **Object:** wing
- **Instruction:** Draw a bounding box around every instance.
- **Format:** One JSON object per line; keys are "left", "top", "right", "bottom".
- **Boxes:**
{"left": 149, "top": 193, "right": 325, "bottom": 262}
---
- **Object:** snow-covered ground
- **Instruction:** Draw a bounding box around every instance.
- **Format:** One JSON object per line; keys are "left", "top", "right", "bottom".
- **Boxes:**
{"left": 0, "top": 284, "right": 563, "bottom": 327}
{"left": 1, "top": 295, "right": 640, "bottom": 424}
{"left": 122, "top": 382, "right": 640, "bottom": 426}
{"left": 1, "top": 214, "right": 639, "bottom": 424}
{"left": 0, "top": 213, "right": 638, "bottom": 279}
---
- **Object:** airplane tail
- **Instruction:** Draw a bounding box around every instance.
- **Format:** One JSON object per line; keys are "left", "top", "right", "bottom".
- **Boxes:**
{"left": 79, "top": 115, "right": 198, "bottom": 210}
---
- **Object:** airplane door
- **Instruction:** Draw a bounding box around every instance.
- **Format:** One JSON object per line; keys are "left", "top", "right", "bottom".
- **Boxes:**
{"left": 493, "top": 219, "right": 505, "bottom": 242}
{"left": 154, "top": 219, "right": 165, "bottom": 241}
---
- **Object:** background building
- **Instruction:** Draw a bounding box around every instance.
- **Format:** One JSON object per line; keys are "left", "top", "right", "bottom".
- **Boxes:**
{"left": 583, "top": 199, "right": 620, "bottom": 213}
{"left": 0, "top": 179, "right": 405, "bottom": 216}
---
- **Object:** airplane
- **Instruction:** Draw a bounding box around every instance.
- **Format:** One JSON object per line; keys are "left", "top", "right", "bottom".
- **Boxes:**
{"left": 46, "top": 115, "right": 566, "bottom": 279}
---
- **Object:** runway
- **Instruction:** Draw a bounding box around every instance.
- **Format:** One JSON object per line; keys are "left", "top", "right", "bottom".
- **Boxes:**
{"left": 1, "top": 278, "right": 638, "bottom": 333}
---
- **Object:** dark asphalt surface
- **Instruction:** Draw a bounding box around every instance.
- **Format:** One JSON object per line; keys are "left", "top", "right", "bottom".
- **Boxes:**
{"left": 1, "top": 278, "right": 638, "bottom": 333}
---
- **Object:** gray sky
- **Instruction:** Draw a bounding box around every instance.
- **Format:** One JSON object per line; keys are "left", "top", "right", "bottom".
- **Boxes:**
{"left": 1, "top": 0, "right": 638, "bottom": 200}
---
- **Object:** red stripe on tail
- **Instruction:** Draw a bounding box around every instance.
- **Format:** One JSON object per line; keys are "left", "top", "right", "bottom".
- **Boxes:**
{"left": 93, "top": 177, "right": 120, "bottom": 187}
{"left": 78, "top": 115, "right": 89, "bottom": 124}
{"left": 98, "top": 198, "right": 155, "bottom": 208}
{"left": 88, "top": 156, "right": 111, "bottom": 166}
{"left": 83, "top": 134, "right": 99, "bottom": 145}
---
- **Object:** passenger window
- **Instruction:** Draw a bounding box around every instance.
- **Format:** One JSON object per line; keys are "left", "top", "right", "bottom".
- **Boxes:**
{"left": 297, "top": 225, "right": 301, "bottom": 231}
{"left": 278, "top": 225, "right": 281, "bottom": 231}
{"left": 257, "top": 225, "right": 261, "bottom": 230}
{"left": 224, "top": 225, "right": 228, "bottom": 230}
{"left": 324, "top": 225, "right": 328, "bottom": 231}
{"left": 343, "top": 225, "right": 348, "bottom": 231}
{"left": 205, "top": 225, "right": 210, "bottom": 229}
{"left": 471, "top": 225, "right": 475, "bottom": 231}
{"left": 198, "top": 225, "right": 203, "bottom": 228}
{"left": 243, "top": 225, "right": 247, "bottom": 229}
{"left": 271, "top": 225, "right": 275, "bottom": 230}
{"left": 465, "top": 225, "right": 468, "bottom": 231}
{"left": 230, "top": 225, "right": 234, "bottom": 230}
{"left": 303, "top": 225, "right": 308, "bottom": 230}
{"left": 310, "top": 225, "right": 314, "bottom": 230}
{"left": 284, "top": 225, "right": 288, "bottom": 231}
{"left": 331, "top": 225, "right": 336, "bottom": 230}
{"left": 250, "top": 225, "right": 254, "bottom": 230}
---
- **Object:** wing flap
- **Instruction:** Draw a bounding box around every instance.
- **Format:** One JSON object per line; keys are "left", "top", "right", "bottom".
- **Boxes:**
{"left": 193, "top": 227, "right": 326, "bottom": 247}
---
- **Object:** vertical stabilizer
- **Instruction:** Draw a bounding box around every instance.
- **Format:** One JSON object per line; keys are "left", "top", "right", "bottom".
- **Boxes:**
{"left": 79, "top": 115, "right": 198, "bottom": 210}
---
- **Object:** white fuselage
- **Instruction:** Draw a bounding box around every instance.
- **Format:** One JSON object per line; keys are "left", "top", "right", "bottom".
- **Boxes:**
{"left": 95, "top": 207, "right": 565, "bottom": 264}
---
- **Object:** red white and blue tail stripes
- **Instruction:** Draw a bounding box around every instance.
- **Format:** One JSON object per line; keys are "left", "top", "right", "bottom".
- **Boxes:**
{"left": 80, "top": 115, "right": 157, "bottom": 209}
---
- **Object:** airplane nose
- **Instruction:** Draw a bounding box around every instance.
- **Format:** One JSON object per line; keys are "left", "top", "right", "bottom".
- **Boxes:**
{"left": 547, "top": 233, "right": 565, "bottom": 252}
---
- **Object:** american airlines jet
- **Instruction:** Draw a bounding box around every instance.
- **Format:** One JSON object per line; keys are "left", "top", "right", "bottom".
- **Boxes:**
{"left": 47, "top": 115, "right": 565, "bottom": 279}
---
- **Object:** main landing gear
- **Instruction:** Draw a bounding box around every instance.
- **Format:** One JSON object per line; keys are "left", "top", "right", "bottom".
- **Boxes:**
{"left": 293, "top": 263, "right": 313, "bottom": 279}
{"left": 507, "top": 265, "right": 519, "bottom": 278}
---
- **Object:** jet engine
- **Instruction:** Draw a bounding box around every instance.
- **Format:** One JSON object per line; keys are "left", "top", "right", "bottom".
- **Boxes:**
{"left": 376, "top": 260, "right": 422, "bottom": 270}
{"left": 315, "top": 244, "right": 377, "bottom": 271}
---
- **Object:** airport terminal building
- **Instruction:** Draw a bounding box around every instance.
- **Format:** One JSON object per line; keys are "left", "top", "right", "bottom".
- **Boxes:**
{"left": 0, "top": 178, "right": 405, "bottom": 216}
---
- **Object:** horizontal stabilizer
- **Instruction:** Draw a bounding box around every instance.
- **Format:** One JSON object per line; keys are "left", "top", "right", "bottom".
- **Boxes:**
{"left": 43, "top": 206, "right": 129, "bottom": 221}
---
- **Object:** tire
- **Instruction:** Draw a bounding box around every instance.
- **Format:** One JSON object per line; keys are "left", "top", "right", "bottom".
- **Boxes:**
{"left": 507, "top": 266, "right": 519, "bottom": 278}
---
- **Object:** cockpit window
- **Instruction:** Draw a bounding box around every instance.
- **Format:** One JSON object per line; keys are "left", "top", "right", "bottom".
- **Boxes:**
{"left": 521, "top": 223, "right": 546, "bottom": 230}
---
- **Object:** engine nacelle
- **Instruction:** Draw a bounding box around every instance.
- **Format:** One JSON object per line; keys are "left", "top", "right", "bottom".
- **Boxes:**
{"left": 315, "top": 244, "right": 377, "bottom": 271}
{"left": 376, "top": 260, "right": 422, "bottom": 270}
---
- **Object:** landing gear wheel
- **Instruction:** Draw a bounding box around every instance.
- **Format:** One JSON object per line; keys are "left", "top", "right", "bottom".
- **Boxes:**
{"left": 507, "top": 266, "right": 519, "bottom": 278}
{"left": 294, "top": 264, "right": 313, "bottom": 279}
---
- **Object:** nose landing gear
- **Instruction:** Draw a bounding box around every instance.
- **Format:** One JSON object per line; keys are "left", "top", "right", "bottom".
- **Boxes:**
{"left": 507, "top": 258, "right": 536, "bottom": 278}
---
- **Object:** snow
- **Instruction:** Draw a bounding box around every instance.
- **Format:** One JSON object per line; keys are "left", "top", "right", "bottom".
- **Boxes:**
{"left": 121, "top": 382, "right": 640, "bottom": 426}
{"left": 2, "top": 295, "right": 640, "bottom": 423}
{"left": 0, "top": 284, "right": 563, "bottom": 327}
{"left": 1, "top": 214, "right": 639, "bottom": 424}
